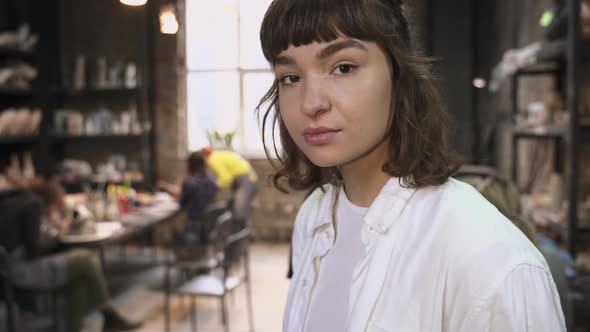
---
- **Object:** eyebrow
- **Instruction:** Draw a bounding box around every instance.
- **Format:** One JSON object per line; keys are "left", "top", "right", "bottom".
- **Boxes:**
{"left": 273, "top": 39, "right": 368, "bottom": 67}
{"left": 318, "top": 39, "right": 368, "bottom": 59}
{"left": 273, "top": 55, "right": 295, "bottom": 67}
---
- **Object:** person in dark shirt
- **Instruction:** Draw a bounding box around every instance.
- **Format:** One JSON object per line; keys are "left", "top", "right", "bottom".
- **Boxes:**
{"left": 0, "top": 174, "right": 141, "bottom": 332}
{"left": 159, "top": 151, "right": 219, "bottom": 241}
{"left": 179, "top": 151, "right": 219, "bottom": 223}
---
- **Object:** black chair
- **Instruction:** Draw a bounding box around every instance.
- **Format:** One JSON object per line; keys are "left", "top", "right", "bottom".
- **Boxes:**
{"left": 175, "top": 228, "right": 254, "bottom": 332}
{"left": 0, "top": 246, "right": 16, "bottom": 332}
{"left": 164, "top": 203, "right": 236, "bottom": 331}
{"left": 0, "top": 247, "right": 62, "bottom": 332}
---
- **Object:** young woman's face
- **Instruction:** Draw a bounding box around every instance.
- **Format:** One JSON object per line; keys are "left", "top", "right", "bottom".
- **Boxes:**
{"left": 274, "top": 37, "right": 394, "bottom": 168}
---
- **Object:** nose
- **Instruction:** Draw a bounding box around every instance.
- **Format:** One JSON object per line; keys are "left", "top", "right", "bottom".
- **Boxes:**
{"left": 301, "top": 78, "right": 330, "bottom": 118}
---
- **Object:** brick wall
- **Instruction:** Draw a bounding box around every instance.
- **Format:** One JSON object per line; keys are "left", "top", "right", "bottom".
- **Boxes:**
{"left": 152, "top": 0, "right": 186, "bottom": 182}
{"left": 249, "top": 159, "right": 307, "bottom": 242}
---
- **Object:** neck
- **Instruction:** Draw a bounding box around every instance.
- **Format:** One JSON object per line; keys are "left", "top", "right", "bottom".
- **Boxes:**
{"left": 339, "top": 140, "right": 391, "bottom": 207}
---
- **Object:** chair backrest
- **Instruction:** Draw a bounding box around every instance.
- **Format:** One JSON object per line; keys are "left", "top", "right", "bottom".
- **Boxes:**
{"left": 187, "top": 200, "right": 230, "bottom": 235}
{"left": 0, "top": 246, "right": 9, "bottom": 280}
{"left": 205, "top": 210, "right": 232, "bottom": 256}
{"left": 455, "top": 164, "right": 505, "bottom": 182}
{"left": 202, "top": 200, "right": 230, "bottom": 221}
{"left": 0, "top": 246, "right": 12, "bottom": 300}
{"left": 0, "top": 246, "right": 16, "bottom": 332}
{"left": 222, "top": 228, "right": 251, "bottom": 271}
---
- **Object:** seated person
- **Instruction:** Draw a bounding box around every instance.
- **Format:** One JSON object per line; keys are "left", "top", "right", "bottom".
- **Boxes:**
{"left": 0, "top": 166, "right": 141, "bottom": 332}
{"left": 159, "top": 151, "right": 218, "bottom": 242}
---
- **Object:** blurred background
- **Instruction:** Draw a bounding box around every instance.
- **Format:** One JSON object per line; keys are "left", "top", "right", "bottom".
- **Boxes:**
{"left": 0, "top": 0, "right": 589, "bottom": 331}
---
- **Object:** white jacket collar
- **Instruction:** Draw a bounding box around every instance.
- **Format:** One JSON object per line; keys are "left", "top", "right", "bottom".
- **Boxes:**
{"left": 307, "top": 178, "right": 416, "bottom": 236}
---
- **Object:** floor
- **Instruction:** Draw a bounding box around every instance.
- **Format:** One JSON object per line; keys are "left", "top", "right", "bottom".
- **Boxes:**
{"left": 86, "top": 243, "right": 291, "bottom": 332}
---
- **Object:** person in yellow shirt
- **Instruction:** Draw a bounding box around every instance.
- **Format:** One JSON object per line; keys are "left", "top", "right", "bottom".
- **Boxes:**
{"left": 201, "top": 147, "right": 258, "bottom": 230}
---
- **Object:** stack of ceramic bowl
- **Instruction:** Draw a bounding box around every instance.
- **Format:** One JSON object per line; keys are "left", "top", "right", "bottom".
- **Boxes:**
{"left": 0, "top": 107, "right": 42, "bottom": 136}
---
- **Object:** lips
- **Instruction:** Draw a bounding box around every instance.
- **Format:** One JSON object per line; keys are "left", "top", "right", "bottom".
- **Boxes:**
{"left": 303, "top": 127, "right": 341, "bottom": 145}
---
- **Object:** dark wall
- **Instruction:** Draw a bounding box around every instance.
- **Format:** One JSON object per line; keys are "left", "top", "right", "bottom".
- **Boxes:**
{"left": 406, "top": 1, "right": 483, "bottom": 163}
{"left": 428, "top": 0, "right": 475, "bottom": 162}
{"left": 473, "top": 1, "right": 521, "bottom": 166}
{"left": 58, "top": 0, "right": 144, "bottom": 89}
{"left": 414, "top": 1, "right": 523, "bottom": 165}
{"left": 54, "top": 0, "right": 149, "bottom": 172}
{"left": 0, "top": 0, "right": 31, "bottom": 30}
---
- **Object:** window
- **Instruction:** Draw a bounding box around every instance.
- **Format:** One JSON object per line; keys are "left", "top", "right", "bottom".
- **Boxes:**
{"left": 186, "top": 0, "right": 277, "bottom": 158}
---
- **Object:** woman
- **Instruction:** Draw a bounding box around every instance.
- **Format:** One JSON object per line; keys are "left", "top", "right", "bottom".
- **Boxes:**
{"left": 257, "top": 0, "right": 565, "bottom": 331}
{"left": 0, "top": 174, "right": 141, "bottom": 332}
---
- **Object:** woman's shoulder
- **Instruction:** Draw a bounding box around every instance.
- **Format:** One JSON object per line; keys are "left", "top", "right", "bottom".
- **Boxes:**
{"left": 426, "top": 178, "right": 547, "bottom": 268}
{"left": 418, "top": 178, "right": 511, "bottom": 226}
{"left": 405, "top": 180, "right": 551, "bottom": 310}
{"left": 410, "top": 178, "right": 545, "bottom": 265}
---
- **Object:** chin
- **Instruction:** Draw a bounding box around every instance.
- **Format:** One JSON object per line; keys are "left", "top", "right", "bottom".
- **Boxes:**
{"left": 304, "top": 150, "right": 346, "bottom": 168}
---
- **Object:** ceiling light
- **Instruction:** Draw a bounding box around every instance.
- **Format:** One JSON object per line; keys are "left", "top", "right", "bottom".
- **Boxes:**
{"left": 160, "top": 5, "right": 179, "bottom": 35}
{"left": 120, "top": 0, "right": 147, "bottom": 6}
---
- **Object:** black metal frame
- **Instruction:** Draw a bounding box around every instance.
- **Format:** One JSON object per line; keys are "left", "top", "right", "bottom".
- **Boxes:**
{"left": 0, "top": 247, "right": 62, "bottom": 332}
{"left": 509, "top": 0, "right": 583, "bottom": 259}
{"left": 164, "top": 212, "right": 254, "bottom": 332}
{"left": 566, "top": 0, "right": 581, "bottom": 258}
{"left": 0, "top": 247, "right": 16, "bottom": 332}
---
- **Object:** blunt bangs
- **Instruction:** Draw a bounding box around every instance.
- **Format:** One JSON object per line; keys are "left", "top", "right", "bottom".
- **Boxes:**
{"left": 260, "top": 0, "right": 410, "bottom": 64}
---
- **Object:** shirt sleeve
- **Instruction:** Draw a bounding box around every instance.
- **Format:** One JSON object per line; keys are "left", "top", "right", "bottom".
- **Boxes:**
{"left": 462, "top": 263, "right": 566, "bottom": 332}
{"left": 179, "top": 181, "right": 192, "bottom": 210}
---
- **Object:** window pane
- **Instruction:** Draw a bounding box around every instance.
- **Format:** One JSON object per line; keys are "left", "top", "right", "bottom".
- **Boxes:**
{"left": 186, "top": 0, "right": 239, "bottom": 70}
{"left": 242, "top": 72, "right": 280, "bottom": 157}
{"left": 187, "top": 71, "right": 240, "bottom": 151}
{"left": 239, "top": 0, "right": 273, "bottom": 69}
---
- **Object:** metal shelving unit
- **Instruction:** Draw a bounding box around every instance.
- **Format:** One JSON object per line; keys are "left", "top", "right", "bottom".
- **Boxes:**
{"left": 0, "top": 135, "right": 39, "bottom": 144}
{"left": 566, "top": 0, "right": 582, "bottom": 257}
{"left": 44, "top": 0, "right": 155, "bottom": 187}
{"left": 0, "top": 32, "right": 40, "bottom": 171}
{"left": 1, "top": 1, "right": 155, "bottom": 187}
{"left": 509, "top": 0, "right": 585, "bottom": 258}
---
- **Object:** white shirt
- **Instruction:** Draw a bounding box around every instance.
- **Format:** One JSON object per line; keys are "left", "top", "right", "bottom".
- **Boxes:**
{"left": 283, "top": 178, "right": 565, "bottom": 332}
{"left": 305, "top": 187, "right": 368, "bottom": 332}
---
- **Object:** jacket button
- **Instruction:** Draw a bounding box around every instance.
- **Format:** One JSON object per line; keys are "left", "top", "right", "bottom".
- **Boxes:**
{"left": 302, "top": 279, "right": 308, "bottom": 288}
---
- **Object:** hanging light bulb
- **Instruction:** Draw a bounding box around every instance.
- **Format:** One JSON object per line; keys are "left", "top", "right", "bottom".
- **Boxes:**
{"left": 160, "top": 5, "right": 179, "bottom": 34}
{"left": 120, "top": 0, "right": 147, "bottom": 6}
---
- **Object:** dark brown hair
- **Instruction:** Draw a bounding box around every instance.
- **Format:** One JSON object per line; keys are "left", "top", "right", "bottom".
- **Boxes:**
{"left": 257, "top": 0, "right": 461, "bottom": 192}
{"left": 187, "top": 151, "right": 207, "bottom": 175}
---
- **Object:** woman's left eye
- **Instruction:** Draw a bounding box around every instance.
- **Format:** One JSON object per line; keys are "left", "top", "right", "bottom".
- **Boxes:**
{"left": 333, "top": 64, "right": 357, "bottom": 75}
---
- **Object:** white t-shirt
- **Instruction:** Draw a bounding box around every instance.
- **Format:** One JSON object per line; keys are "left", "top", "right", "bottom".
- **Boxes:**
{"left": 304, "top": 187, "right": 368, "bottom": 332}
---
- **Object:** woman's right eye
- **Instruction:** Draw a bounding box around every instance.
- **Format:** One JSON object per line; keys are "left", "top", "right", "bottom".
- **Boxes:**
{"left": 279, "top": 75, "right": 300, "bottom": 85}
